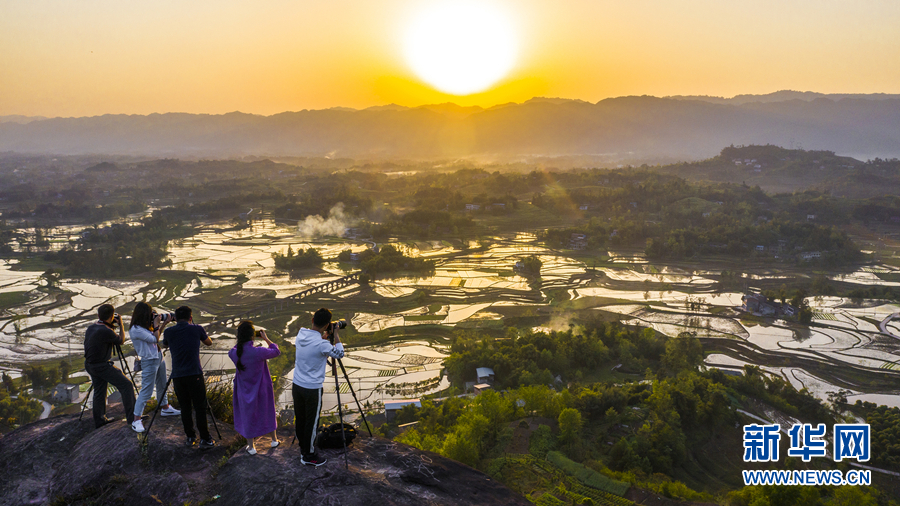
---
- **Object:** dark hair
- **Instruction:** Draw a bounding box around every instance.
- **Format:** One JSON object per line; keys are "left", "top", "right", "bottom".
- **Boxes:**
{"left": 175, "top": 306, "right": 192, "bottom": 322}
{"left": 131, "top": 302, "right": 153, "bottom": 330}
{"left": 312, "top": 308, "right": 332, "bottom": 329}
{"left": 235, "top": 320, "right": 255, "bottom": 372}
{"left": 98, "top": 304, "right": 115, "bottom": 321}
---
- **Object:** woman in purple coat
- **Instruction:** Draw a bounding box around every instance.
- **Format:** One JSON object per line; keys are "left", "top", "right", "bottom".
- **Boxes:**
{"left": 228, "top": 321, "right": 281, "bottom": 454}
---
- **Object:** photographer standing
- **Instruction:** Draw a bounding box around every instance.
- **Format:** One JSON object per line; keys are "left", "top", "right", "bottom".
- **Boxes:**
{"left": 162, "top": 306, "right": 216, "bottom": 448}
{"left": 292, "top": 307, "right": 344, "bottom": 467}
{"left": 228, "top": 321, "right": 281, "bottom": 455}
{"left": 83, "top": 304, "right": 137, "bottom": 429}
{"left": 129, "top": 302, "right": 180, "bottom": 433}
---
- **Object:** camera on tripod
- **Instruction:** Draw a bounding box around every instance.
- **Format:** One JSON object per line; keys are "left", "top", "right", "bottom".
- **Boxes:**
{"left": 326, "top": 319, "right": 346, "bottom": 343}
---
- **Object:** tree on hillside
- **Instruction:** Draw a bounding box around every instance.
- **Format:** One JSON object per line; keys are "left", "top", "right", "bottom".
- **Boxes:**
{"left": 558, "top": 408, "right": 583, "bottom": 447}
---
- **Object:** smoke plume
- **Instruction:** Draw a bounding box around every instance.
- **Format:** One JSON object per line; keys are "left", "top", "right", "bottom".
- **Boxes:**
{"left": 297, "top": 203, "right": 350, "bottom": 237}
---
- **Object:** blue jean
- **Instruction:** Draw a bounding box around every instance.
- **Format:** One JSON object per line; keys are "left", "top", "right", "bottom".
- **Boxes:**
{"left": 134, "top": 354, "right": 168, "bottom": 417}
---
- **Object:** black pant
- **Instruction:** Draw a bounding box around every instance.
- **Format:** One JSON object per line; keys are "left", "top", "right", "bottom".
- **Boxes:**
{"left": 172, "top": 374, "right": 210, "bottom": 441}
{"left": 292, "top": 384, "right": 322, "bottom": 456}
{"left": 85, "top": 360, "right": 136, "bottom": 428}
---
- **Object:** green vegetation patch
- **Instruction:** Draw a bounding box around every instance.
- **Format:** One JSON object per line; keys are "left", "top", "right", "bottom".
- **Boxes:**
{"left": 547, "top": 451, "right": 630, "bottom": 496}
{"left": 0, "top": 291, "right": 32, "bottom": 310}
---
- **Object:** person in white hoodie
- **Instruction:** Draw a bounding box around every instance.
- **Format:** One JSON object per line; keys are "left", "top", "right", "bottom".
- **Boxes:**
{"left": 292, "top": 307, "right": 344, "bottom": 467}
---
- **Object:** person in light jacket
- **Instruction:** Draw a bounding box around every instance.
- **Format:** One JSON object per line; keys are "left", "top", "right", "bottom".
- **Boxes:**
{"left": 129, "top": 302, "right": 180, "bottom": 433}
{"left": 228, "top": 320, "right": 281, "bottom": 455}
{"left": 292, "top": 307, "right": 344, "bottom": 467}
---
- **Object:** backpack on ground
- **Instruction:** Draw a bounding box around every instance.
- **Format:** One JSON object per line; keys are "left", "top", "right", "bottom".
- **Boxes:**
{"left": 317, "top": 422, "right": 357, "bottom": 449}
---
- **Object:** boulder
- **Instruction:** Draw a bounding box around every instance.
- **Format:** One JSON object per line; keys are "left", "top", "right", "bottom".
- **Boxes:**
{"left": 0, "top": 404, "right": 528, "bottom": 506}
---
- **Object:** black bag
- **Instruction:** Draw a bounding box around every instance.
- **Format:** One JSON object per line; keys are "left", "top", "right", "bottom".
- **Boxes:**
{"left": 317, "top": 422, "right": 357, "bottom": 449}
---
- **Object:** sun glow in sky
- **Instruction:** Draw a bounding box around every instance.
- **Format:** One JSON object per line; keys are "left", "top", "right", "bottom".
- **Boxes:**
{"left": 2, "top": 0, "right": 900, "bottom": 117}
{"left": 403, "top": 1, "right": 518, "bottom": 95}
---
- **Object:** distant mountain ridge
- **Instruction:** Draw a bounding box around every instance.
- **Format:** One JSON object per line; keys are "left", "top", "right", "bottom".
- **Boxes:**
{"left": 666, "top": 90, "right": 900, "bottom": 105}
{"left": 2, "top": 92, "right": 899, "bottom": 160}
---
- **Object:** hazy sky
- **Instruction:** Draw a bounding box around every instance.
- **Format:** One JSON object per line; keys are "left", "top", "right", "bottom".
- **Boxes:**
{"left": 2, "top": 0, "right": 899, "bottom": 117}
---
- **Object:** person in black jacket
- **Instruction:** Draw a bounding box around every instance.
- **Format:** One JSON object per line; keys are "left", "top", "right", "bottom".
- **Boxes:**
{"left": 162, "top": 306, "right": 216, "bottom": 448}
{"left": 83, "top": 303, "right": 137, "bottom": 429}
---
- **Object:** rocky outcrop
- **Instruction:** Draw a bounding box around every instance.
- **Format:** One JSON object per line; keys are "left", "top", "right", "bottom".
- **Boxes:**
{"left": 0, "top": 404, "right": 528, "bottom": 506}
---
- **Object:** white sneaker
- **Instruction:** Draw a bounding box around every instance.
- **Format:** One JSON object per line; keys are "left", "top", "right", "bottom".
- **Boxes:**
{"left": 131, "top": 419, "right": 145, "bottom": 433}
{"left": 161, "top": 406, "right": 181, "bottom": 417}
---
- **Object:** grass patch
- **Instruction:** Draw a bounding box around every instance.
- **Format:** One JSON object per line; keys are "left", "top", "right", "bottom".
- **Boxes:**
{"left": 0, "top": 291, "right": 32, "bottom": 310}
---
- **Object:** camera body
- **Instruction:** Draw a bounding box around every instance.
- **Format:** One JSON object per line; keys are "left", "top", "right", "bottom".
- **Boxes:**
{"left": 326, "top": 319, "right": 346, "bottom": 344}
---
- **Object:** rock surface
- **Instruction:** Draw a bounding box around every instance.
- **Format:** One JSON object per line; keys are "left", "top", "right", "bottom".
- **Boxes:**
{"left": 0, "top": 404, "right": 529, "bottom": 506}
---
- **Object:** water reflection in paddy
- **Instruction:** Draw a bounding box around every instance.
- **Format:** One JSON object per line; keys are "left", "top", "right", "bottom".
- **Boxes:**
{"left": 5, "top": 221, "right": 900, "bottom": 410}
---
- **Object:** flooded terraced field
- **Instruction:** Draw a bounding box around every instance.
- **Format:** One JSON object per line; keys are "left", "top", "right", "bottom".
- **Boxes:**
{"left": 2, "top": 218, "right": 900, "bottom": 412}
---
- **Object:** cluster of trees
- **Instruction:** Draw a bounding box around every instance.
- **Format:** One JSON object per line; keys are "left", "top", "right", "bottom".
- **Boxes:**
{"left": 0, "top": 387, "right": 43, "bottom": 433}
{"left": 21, "top": 363, "right": 69, "bottom": 391}
{"left": 4, "top": 201, "right": 146, "bottom": 222}
{"left": 272, "top": 246, "right": 323, "bottom": 270}
{"left": 44, "top": 214, "right": 178, "bottom": 276}
{"left": 359, "top": 244, "right": 435, "bottom": 276}
{"left": 0, "top": 219, "right": 14, "bottom": 254}
{"left": 273, "top": 189, "right": 371, "bottom": 221}
{"left": 535, "top": 171, "right": 862, "bottom": 265}
{"left": 368, "top": 210, "right": 479, "bottom": 240}
{"left": 855, "top": 403, "right": 900, "bottom": 470}
{"left": 760, "top": 286, "right": 814, "bottom": 323}
{"left": 444, "top": 324, "right": 667, "bottom": 389}
{"left": 517, "top": 255, "right": 543, "bottom": 276}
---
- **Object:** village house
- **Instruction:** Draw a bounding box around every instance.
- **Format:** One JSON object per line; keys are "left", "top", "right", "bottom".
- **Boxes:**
{"left": 741, "top": 293, "right": 796, "bottom": 318}
{"left": 384, "top": 399, "right": 421, "bottom": 422}
{"left": 568, "top": 233, "right": 588, "bottom": 250}
{"left": 51, "top": 383, "right": 79, "bottom": 404}
{"left": 476, "top": 367, "right": 495, "bottom": 385}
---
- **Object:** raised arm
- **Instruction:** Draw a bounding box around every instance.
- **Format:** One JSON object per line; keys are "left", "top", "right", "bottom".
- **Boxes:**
{"left": 258, "top": 330, "right": 281, "bottom": 359}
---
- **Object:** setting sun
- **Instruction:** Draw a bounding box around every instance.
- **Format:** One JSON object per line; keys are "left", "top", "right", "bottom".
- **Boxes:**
{"left": 402, "top": 1, "right": 518, "bottom": 96}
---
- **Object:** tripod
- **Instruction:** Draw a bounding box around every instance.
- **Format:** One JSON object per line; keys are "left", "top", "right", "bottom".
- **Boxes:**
{"left": 142, "top": 370, "right": 222, "bottom": 445}
{"left": 79, "top": 343, "right": 139, "bottom": 422}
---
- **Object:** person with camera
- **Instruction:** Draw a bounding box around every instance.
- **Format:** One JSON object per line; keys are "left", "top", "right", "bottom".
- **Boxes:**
{"left": 228, "top": 321, "right": 281, "bottom": 455}
{"left": 83, "top": 303, "right": 137, "bottom": 429}
{"left": 129, "top": 302, "right": 181, "bottom": 433}
{"left": 292, "top": 307, "right": 345, "bottom": 467}
{"left": 161, "top": 305, "right": 216, "bottom": 448}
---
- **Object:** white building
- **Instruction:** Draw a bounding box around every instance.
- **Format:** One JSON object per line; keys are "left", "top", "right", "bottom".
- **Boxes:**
{"left": 384, "top": 399, "right": 421, "bottom": 422}
{"left": 476, "top": 367, "right": 495, "bottom": 385}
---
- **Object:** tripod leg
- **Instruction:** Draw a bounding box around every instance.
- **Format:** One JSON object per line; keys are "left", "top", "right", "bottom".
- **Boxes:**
{"left": 206, "top": 396, "right": 222, "bottom": 440}
{"left": 78, "top": 383, "right": 94, "bottom": 421}
{"left": 333, "top": 361, "right": 349, "bottom": 470}
{"left": 115, "top": 345, "right": 139, "bottom": 397}
{"left": 337, "top": 359, "right": 373, "bottom": 437}
{"left": 141, "top": 373, "right": 174, "bottom": 442}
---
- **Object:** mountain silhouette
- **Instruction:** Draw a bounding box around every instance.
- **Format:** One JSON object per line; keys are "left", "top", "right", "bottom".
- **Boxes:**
{"left": 2, "top": 93, "right": 898, "bottom": 160}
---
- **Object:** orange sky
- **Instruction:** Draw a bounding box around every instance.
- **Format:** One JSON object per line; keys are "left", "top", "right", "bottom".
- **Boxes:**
{"left": 2, "top": 0, "right": 899, "bottom": 117}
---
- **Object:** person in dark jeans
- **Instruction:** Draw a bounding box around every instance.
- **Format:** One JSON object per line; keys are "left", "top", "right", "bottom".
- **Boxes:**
{"left": 83, "top": 304, "right": 137, "bottom": 429}
{"left": 162, "top": 305, "right": 216, "bottom": 448}
{"left": 292, "top": 308, "right": 344, "bottom": 467}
